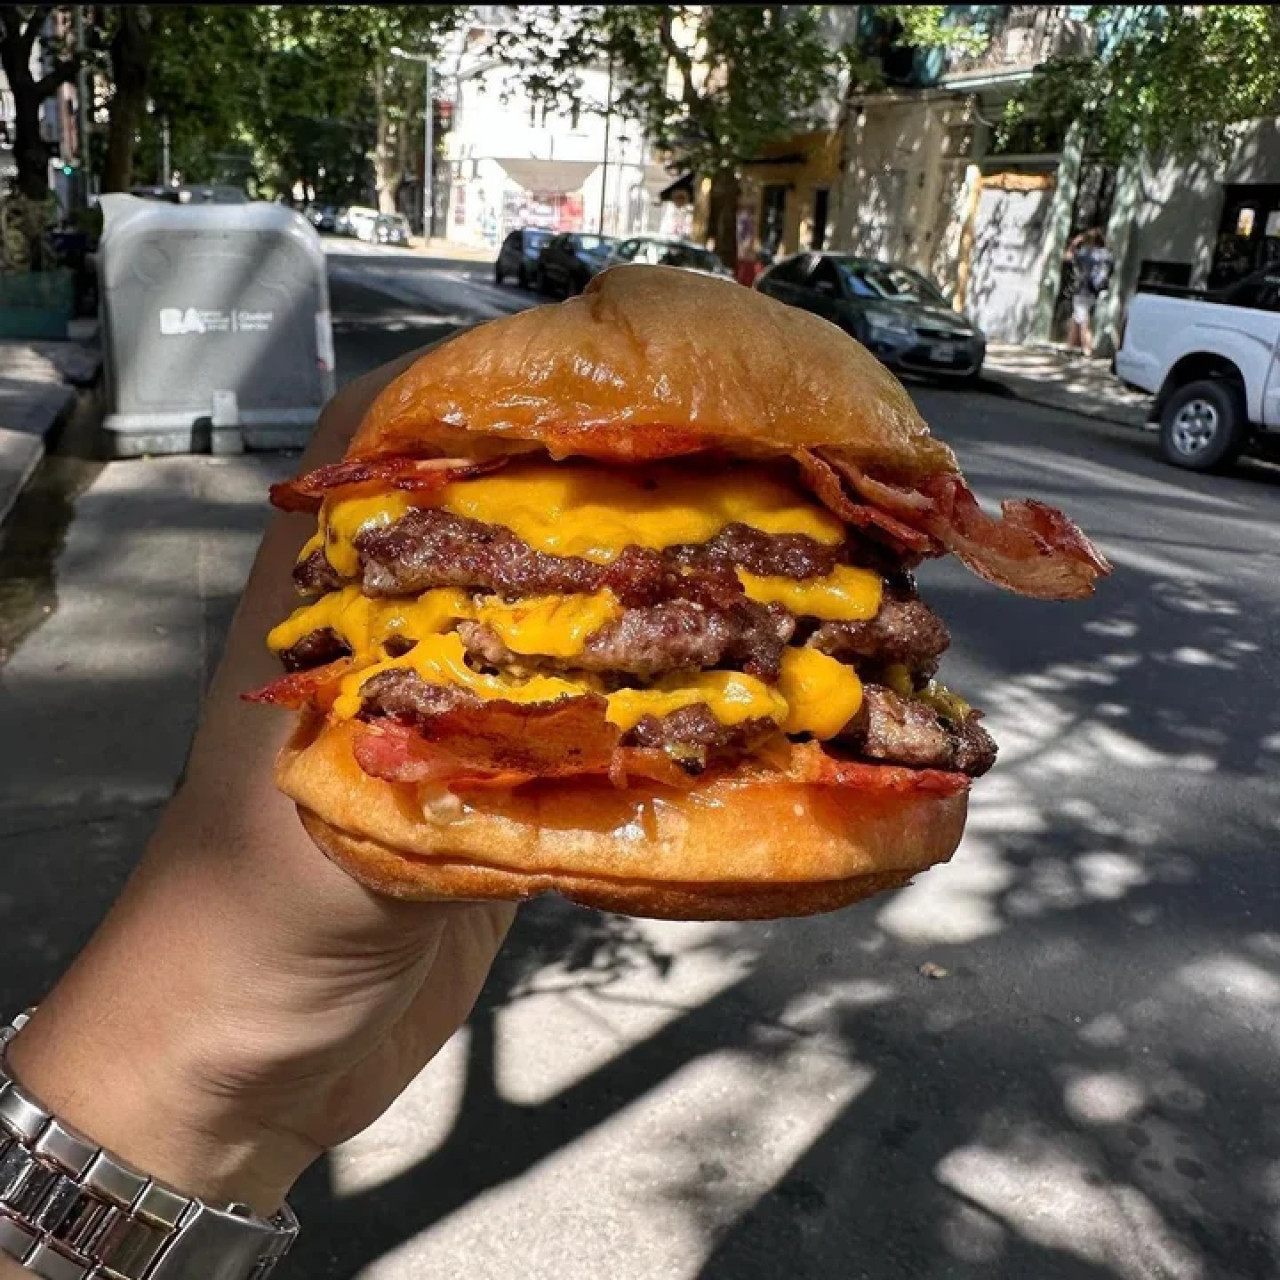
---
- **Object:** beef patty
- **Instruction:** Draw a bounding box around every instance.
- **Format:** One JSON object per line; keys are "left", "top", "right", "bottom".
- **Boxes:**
{"left": 353, "top": 667, "right": 994, "bottom": 777}
{"left": 457, "top": 598, "right": 795, "bottom": 681}
{"left": 295, "top": 508, "right": 907, "bottom": 603}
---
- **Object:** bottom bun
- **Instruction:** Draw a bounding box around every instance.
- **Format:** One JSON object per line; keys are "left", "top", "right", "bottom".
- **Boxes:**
{"left": 277, "top": 717, "right": 969, "bottom": 921}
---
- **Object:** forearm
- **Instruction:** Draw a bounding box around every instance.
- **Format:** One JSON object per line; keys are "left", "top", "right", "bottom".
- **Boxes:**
{"left": 3, "top": 349, "right": 427, "bottom": 1215}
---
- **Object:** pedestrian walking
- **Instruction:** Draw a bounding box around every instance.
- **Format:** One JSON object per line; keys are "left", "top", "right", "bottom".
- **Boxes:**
{"left": 1065, "top": 227, "right": 1114, "bottom": 357}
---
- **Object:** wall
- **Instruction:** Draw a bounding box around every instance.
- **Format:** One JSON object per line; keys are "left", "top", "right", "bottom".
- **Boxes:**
{"left": 443, "top": 52, "right": 662, "bottom": 248}
{"left": 831, "top": 93, "right": 973, "bottom": 278}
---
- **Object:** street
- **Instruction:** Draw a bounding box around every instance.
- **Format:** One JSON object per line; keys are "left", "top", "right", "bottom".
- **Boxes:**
{"left": 2, "top": 243, "right": 1279, "bottom": 1280}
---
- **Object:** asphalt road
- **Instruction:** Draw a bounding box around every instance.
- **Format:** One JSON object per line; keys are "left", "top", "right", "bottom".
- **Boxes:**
{"left": 2, "top": 241, "right": 1278, "bottom": 1280}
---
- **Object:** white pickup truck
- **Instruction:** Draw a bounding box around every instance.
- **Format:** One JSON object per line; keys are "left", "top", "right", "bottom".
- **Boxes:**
{"left": 1115, "top": 267, "right": 1280, "bottom": 471}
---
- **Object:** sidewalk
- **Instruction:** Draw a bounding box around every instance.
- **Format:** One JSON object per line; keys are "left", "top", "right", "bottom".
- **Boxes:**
{"left": 0, "top": 334, "right": 102, "bottom": 526}
{"left": 983, "top": 341, "right": 1153, "bottom": 429}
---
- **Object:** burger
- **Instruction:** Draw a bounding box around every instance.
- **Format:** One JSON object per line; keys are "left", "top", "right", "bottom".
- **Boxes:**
{"left": 249, "top": 265, "right": 1108, "bottom": 920}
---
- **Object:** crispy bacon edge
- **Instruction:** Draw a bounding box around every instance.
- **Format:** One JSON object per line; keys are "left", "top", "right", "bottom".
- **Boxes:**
{"left": 269, "top": 455, "right": 508, "bottom": 514}
{"left": 814, "top": 451, "right": 1111, "bottom": 601}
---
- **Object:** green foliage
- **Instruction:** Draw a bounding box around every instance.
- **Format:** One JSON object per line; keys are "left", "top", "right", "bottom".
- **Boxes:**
{"left": 877, "top": 5, "right": 988, "bottom": 57}
{"left": 492, "top": 5, "right": 838, "bottom": 174}
{"left": 131, "top": 5, "right": 460, "bottom": 198}
{"left": 1010, "top": 5, "right": 1280, "bottom": 162}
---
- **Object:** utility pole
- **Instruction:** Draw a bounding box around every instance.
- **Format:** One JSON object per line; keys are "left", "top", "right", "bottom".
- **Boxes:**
{"left": 160, "top": 115, "right": 170, "bottom": 187}
{"left": 598, "top": 51, "right": 614, "bottom": 235}
{"left": 423, "top": 59, "right": 434, "bottom": 239}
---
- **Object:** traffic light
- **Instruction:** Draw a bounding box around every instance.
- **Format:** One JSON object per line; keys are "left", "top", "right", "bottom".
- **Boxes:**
{"left": 60, "top": 162, "right": 75, "bottom": 177}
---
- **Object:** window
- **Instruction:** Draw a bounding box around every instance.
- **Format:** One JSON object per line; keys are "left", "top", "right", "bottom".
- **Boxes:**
{"left": 807, "top": 257, "right": 843, "bottom": 297}
{"left": 833, "top": 259, "right": 947, "bottom": 305}
{"left": 615, "top": 240, "right": 639, "bottom": 261}
{"left": 766, "top": 255, "right": 809, "bottom": 284}
{"left": 1227, "top": 270, "right": 1280, "bottom": 312}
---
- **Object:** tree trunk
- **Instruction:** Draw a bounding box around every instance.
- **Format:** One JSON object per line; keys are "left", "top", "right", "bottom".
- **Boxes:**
{"left": 0, "top": 13, "right": 53, "bottom": 201}
{"left": 706, "top": 168, "right": 740, "bottom": 270}
{"left": 102, "top": 7, "right": 153, "bottom": 193}
{"left": 372, "top": 62, "right": 397, "bottom": 214}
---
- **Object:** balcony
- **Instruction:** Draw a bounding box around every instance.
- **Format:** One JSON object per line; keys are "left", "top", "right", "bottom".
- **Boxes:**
{"left": 943, "top": 5, "right": 1095, "bottom": 88}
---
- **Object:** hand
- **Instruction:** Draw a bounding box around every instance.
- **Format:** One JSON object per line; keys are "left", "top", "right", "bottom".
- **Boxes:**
{"left": 6, "top": 347, "right": 514, "bottom": 1217}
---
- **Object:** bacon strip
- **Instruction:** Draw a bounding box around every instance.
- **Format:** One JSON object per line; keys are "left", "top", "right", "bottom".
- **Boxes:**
{"left": 786, "top": 741, "right": 970, "bottom": 796}
{"left": 351, "top": 714, "right": 700, "bottom": 792}
{"left": 270, "top": 456, "right": 507, "bottom": 514}
{"left": 242, "top": 659, "right": 351, "bottom": 709}
{"left": 793, "top": 451, "right": 935, "bottom": 554}
{"left": 813, "top": 453, "right": 1110, "bottom": 601}
{"left": 348, "top": 705, "right": 970, "bottom": 796}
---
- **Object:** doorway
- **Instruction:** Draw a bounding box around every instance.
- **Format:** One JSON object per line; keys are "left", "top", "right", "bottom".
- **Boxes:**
{"left": 811, "top": 188, "right": 830, "bottom": 250}
{"left": 760, "top": 184, "right": 788, "bottom": 255}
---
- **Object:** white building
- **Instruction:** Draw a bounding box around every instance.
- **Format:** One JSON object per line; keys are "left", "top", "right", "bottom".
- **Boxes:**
{"left": 440, "top": 19, "right": 670, "bottom": 248}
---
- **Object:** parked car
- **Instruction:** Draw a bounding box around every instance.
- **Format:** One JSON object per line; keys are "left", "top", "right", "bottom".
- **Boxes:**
{"left": 335, "top": 205, "right": 379, "bottom": 240}
{"left": 1116, "top": 266, "right": 1280, "bottom": 471}
{"left": 373, "top": 213, "right": 412, "bottom": 246}
{"left": 536, "top": 233, "right": 619, "bottom": 296}
{"left": 756, "top": 253, "right": 985, "bottom": 381}
{"left": 608, "top": 236, "right": 731, "bottom": 278}
{"left": 495, "top": 227, "right": 553, "bottom": 287}
{"left": 307, "top": 205, "right": 338, "bottom": 233}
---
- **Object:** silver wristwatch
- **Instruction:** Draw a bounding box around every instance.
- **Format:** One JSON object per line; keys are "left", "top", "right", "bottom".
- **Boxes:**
{"left": 0, "top": 1012, "right": 298, "bottom": 1279}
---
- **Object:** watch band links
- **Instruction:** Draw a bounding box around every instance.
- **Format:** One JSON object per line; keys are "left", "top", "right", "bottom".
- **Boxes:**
{"left": 0, "top": 1013, "right": 298, "bottom": 1280}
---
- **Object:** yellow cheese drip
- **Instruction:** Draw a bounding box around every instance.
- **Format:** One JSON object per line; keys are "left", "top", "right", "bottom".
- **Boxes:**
{"left": 738, "top": 564, "right": 883, "bottom": 622}
{"left": 269, "top": 586, "right": 621, "bottom": 663}
{"left": 267, "top": 585, "right": 470, "bottom": 656}
{"left": 777, "top": 647, "right": 864, "bottom": 739}
{"left": 320, "top": 491, "right": 413, "bottom": 577}
{"left": 474, "top": 591, "right": 621, "bottom": 658}
{"left": 605, "top": 671, "right": 788, "bottom": 734}
{"left": 333, "top": 634, "right": 590, "bottom": 720}
{"left": 309, "top": 460, "right": 845, "bottom": 575}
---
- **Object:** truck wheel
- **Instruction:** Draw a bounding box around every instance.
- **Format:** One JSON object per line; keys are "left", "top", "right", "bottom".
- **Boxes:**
{"left": 1158, "top": 379, "right": 1249, "bottom": 471}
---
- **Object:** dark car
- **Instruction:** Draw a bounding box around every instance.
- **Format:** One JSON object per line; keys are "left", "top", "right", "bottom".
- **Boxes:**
{"left": 373, "top": 213, "right": 412, "bottom": 246}
{"left": 495, "top": 227, "right": 553, "bottom": 288}
{"left": 308, "top": 205, "right": 338, "bottom": 233}
{"left": 756, "top": 253, "right": 985, "bottom": 380}
{"left": 608, "top": 236, "right": 731, "bottom": 278}
{"left": 536, "top": 232, "right": 618, "bottom": 296}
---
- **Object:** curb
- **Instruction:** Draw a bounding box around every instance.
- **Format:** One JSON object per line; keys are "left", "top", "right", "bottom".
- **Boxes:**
{"left": 0, "top": 428, "right": 48, "bottom": 528}
{"left": 983, "top": 373, "right": 1150, "bottom": 430}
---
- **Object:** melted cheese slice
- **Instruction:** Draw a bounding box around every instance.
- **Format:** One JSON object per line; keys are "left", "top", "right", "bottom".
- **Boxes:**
{"left": 474, "top": 591, "right": 621, "bottom": 658}
{"left": 309, "top": 460, "right": 845, "bottom": 576}
{"left": 334, "top": 634, "right": 591, "bottom": 720}
{"left": 605, "top": 672, "right": 788, "bottom": 734}
{"left": 268, "top": 586, "right": 621, "bottom": 663}
{"left": 739, "top": 564, "right": 882, "bottom": 621}
{"left": 778, "top": 647, "right": 864, "bottom": 738}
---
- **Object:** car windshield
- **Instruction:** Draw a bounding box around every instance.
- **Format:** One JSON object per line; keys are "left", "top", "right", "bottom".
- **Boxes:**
{"left": 834, "top": 260, "right": 948, "bottom": 305}
{"left": 525, "top": 230, "right": 550, "bottom": 249}
{"left": 657, "top": 244, "right": 722, "bottom": 272}
{"left": 574, "top": 235, "right": 613, "bottom": 255}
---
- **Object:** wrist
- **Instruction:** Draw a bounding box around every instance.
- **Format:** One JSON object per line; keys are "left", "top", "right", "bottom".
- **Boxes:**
{"left": 6, "top": 986, "right": 311, "bottom": 1218}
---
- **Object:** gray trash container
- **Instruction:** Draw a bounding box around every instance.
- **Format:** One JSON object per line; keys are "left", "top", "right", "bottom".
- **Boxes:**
{"left": 98, "top": 194, "right": 336, "bottom": 456}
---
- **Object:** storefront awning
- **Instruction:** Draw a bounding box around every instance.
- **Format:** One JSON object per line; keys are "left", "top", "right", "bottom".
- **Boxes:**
{"left": 496, "top": 158, "right": 599, "bottom": 194}
{"left": 659, "top": 172, "right": 694, "bottom": 202}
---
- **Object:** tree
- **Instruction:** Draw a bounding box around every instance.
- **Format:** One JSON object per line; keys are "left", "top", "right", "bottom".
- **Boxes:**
{"left": 101, "top": 7, "right": 154, "bottom": 192}
{"left": 0, "top": 6, "right": 86, "bottom": 201}
{"left": 1009, "top": 5, "right": 1280, "bottom": 163}
{"left": 493, "top": 5, "right": 839, "bottom": 268}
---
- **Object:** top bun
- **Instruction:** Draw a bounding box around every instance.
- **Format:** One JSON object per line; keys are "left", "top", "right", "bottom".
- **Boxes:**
{"left": 353, "top": 264, "right": 958, "bottom": 479}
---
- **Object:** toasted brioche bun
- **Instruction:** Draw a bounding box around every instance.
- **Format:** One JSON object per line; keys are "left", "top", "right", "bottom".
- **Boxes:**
{"left": 353, "top": 264, "right": 958, "bottom": 478}
{"left": 276, "top": 718, "right": 968, "bottom": 920}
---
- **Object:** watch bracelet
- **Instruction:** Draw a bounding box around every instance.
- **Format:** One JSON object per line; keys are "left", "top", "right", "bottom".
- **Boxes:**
{"left": 0, "top": 1012, "right": 298, "bottom": 1280}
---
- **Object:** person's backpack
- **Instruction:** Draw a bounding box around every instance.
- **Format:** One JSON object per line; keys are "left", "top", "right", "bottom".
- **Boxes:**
{"left": 1088, "top": 250, "right": 1113, "bottom": 295}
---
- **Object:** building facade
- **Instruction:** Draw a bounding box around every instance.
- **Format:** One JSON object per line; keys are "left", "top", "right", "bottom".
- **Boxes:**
{"left": 440, "top": 18, "right": 667, "bottom": 250}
